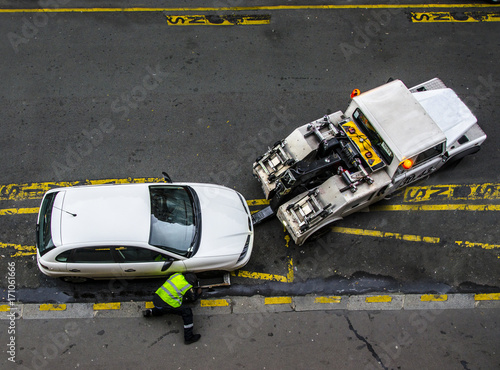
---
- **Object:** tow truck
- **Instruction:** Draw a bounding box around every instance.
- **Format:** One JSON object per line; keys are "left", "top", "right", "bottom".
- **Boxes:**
{"left": 252, "top": 78, "right": 487, "bottom": 245}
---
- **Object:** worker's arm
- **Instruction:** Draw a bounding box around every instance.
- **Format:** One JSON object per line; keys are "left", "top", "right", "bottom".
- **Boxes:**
{"left": 184, "top": 287, "right": 202, "bottom": 303}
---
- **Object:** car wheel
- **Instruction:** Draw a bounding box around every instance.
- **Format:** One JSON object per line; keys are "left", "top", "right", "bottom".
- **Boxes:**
{"left": 60, "top": 276, "right": 89, "bottom": 283}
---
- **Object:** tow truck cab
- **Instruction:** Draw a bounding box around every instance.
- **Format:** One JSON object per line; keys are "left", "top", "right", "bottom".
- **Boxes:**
{"left": 345, "top": 79, "right": 484, "bottom": 189}
{"left": 252, "top": 78, "right": 486, "bottom": 245}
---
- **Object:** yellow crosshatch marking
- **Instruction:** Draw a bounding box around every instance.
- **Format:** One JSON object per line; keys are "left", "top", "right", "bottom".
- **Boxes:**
{"left": 40, "top": 304, "right": 67, "bottom": 311}
{"left": 474, "top": 293, "right": 500, "bottom": 301}
{"left": 265, "top": 296, "right": 292, "bottom": 305}
{"left": 315, "top": 296, "right": 342, "bottom": 304}
{"left": 421, "top": 294, "right": 447, "bottom": 302}
{"left": 410, "top": 11, "right": 500, "bottom": 22}
{"left": 93, "top": 303, "right": 121, "bottom": 310}
{"left": 366, "top": 295, "right": 392, "bottom": 303}
{"left": 200, "top": 299, "right": 229, "bottom": 307}
{"left": 165, "top": 14, "right": 271, "bottom": 26}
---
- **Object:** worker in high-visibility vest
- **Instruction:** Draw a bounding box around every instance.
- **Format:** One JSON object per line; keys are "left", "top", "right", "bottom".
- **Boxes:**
{"left": 143, "top": 272, "right": 202, "bottom": 344}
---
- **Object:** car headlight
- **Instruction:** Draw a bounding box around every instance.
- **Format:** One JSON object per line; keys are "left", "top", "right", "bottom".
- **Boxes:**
{"left": 237, "top": 235, "right": 251, "bottom": 263}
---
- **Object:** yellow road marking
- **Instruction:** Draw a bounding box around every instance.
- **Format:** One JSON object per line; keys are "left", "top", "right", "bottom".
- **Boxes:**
{"left": 366, "top": 295, "right": 392, "bottom": 303}
{"left": 315, "top": 296, "right": 342, "bottom": 304}
{"left": 145, "top": 301, "right": 155, "bottom": 309}
{"left": 0, "top": 305, "right": 11, "bottom": 312}
{"left": 0, "top": 177, "right": 162, "bottom": 201}
{"left": 421, "top": 294, "right": 447, "bottom": 302}
{"left": 332, "top": 227, "right": 500, "bottom": 252}
{"left": 232, "top": 270, "right": 288, "bottom": 282}
{"left": 200, "top": 299, "right": 230, "bottom": 307}
{"left": 265, "top": 296, "right": 292, "bottom": 305}
{"left": 93, "top": 303, "right": 120, "bottom": 310}
{"left": 474, "top": 293, "right": 500, "bottom": 301}
{"left": 410, "top": 11, "right": 500, "bottom": 22}
{"left": 404, "top": 184, "right": 500, "bottom": 202}
{"left": 40, "top": 304, "right": 66, "bottom": 311}
{"left": 0, "top": 207, "right": 39, "bottom": 215}
{"left": 287, "top": 255, "right": 294, "bottom": 282}
{"left": 0, "top": 242, "right": 36, "bottom": 257}
{"left": 332, "top": 227, "right": 441, "bottom": 243}
{"left": 247, "top": 199, "right": 269, "bottom": 206}
{"left": 284, "top": 232, "right": 294, "bottom": 283}
{"left": 372, "top": 204, "right": 500, "bottom": 211}
{"left": 0, "top": 4, "right": 498, "bottom": 13}
{"left": 165, "top": 14, "right": 271, "bottom": 26}
{"left": 455, "top": 241, "right": 500, "bottom": 250}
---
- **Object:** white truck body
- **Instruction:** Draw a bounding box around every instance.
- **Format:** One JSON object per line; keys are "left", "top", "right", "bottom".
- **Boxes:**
{"left": 252, "top": 79, "right": 486, "bottom": 245}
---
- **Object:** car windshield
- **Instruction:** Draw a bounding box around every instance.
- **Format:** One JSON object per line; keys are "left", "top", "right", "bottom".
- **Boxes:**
{"left": 37, "top": 192, "right": 58, "bottom": 256}
{"left": 353, "top": 108, "right": 394, "bottom": 164}
{"left": 148, "top": 186, "right": 199, "bottom": 257}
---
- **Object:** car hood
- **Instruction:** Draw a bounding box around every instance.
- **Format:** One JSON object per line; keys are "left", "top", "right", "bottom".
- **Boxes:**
{"left": 189, "top": 184, "right": 251, "bottom": 259}
{"left": 413, "top": 88, "right": 477, "bottom": 148}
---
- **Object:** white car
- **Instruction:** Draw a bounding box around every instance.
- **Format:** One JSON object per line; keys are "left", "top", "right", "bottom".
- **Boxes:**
{"left": 36, "top": 182, "right": 254, "bottom": 282}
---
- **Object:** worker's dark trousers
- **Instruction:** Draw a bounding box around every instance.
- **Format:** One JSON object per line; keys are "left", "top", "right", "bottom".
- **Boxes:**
{"left": 152, "top": 294, "right": 195, "bottom": 340}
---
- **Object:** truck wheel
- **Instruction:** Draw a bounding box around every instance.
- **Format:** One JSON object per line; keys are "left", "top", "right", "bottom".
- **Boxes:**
{"left": 307, "top": 223, "right": 336, "bottom": 243}
{"left": 442, "top": 146, "right": 481, "bottom": 171}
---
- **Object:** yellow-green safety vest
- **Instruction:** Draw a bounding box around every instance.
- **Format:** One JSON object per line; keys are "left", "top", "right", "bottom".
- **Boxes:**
{"left": 156, "top": 273, "right": 192, "bottom": 308}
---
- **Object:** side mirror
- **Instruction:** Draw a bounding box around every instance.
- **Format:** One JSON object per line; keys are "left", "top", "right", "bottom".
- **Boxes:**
{"left": 161, "top": 259, "right": 173, "bottom": 271}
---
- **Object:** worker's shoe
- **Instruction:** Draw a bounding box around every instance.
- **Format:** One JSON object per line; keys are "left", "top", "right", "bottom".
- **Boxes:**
{"left": 142, "top": 309, "right": 152, "bottom": 317}
{"left": 185, "top": 334, "right": 201, "bottom": 345}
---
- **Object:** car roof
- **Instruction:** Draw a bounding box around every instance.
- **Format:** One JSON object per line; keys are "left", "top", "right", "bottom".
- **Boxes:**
{"left": 352, "top": 80, "right": 446, "bottom": 161}
{"left": 56, "top": 184, "right": 151, "bottom": 246}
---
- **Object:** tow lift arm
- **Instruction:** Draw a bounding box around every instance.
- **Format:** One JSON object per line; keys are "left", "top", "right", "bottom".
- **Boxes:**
{"left": 252, "top": 117, "right": 373, "bottom": 225}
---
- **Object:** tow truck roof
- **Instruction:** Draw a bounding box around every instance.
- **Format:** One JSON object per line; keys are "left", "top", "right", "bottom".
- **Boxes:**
{"left": 352, "top": 80, "right": 446, "bottom": 161}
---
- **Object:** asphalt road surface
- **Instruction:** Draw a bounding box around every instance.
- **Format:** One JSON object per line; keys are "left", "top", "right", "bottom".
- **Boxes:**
{"left": 1, "top": 308, "right": 499, "bottom": 370}
{"left": 0, "top": 1, "right": 499, "bottom": 303}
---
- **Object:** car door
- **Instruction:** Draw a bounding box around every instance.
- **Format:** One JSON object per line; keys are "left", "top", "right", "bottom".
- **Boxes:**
{"left": 63, "top": 246, "right": 124, "bottom": 278}
{"left": 115, "top": 246, "right": 186, "bottom": 277}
